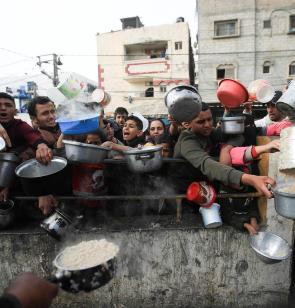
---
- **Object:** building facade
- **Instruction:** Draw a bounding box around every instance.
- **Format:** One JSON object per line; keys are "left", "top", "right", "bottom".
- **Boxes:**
{"left": 197, "top": 0, "right": 295, "bottom": 103}
{"left": 96, "top": 17, "right": 194, "bottom": 116}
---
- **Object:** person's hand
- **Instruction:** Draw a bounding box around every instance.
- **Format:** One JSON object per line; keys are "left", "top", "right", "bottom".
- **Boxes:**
{"left": 36, "top": 143, "right": 53, "bottom": 165}
{"left": 38, "top": 195, "right": 57, "bottom": 215}
{"left": 0, "top": 124, "right": 12, "bottom": 147}
{"left": 241, "top": 174, "right": 275, "bottom": 199}
{"left": 244, "top": 217, "right": 259, "bottom": 235}
{"left": 0, "top": 187, "right": 9, "bottom": 201}
{"left": 167, "top": 114, "right": 178, "bottom": 126}
{"left": 264, "top": 139, "right": 280, "bottom": 152}
{"left": 56, "top": 133, "right": 64, "bottom": 149}
{"left": 4, "top": 272, "right": 58, "bottom": 308}
{"left": 101, "top": 141, "right": 113, "bottom": 149}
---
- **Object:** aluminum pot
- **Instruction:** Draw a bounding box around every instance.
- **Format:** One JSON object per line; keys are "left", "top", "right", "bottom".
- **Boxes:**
{"left": 40, "top": 208, "right": 73, "bottom": 241}
{"left": 221, "top": 116, "right": 245, "bottom": 134}
{"left": 15, "top": 156, "right": 70, "bottom": 196}
{"left": 273, "top": 185, "right": 295, "bottom": 219}
{"left": 0, "top": 152, "right": 20, "bottom": 188}
{"left": 0, "top": 200, "right": 14, "bottom": 230}
{"left": 276, "top": 80, "right": 295, "bottom": 119}
{"left": 123, "top": 146, "right": 163, "bottom": 173}
{"left": 63, "top": 140, "right": 110, "bottom": 164}
{"left": 250, "top": 231, "right": 292, "bottom": 264}
{"left": 49, "top": 253, "right": 116, "bottom": 293}
{"left": 199, "top": 203, "right": 222, "bottom": 228}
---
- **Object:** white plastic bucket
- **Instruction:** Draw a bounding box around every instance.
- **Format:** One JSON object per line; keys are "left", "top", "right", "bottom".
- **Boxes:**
{"left": 91, "top": 88, "right": 111, "bottom": 107}
{"left": 199, "top": 203, "right": 222, "bottom": 228}
{"left": 57, "top": 74, "right": 85, "bottom": 99}
{"left": 256, "top": 84, "right": 275, "bottom": 103}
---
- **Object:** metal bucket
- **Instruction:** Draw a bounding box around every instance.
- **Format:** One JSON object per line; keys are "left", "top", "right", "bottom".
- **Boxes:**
{"left": 273, "top": 185, "right": 295, "bottom": 219}
{"left": 221, "top": 116, "right": 245, "bottom": 134}
{"left": 0, "top": 153, "right": 20, "bottom": 187}
{"left": 199, "top": 203, "right": 222, "bottom": 228}
{"left": 0, "top": 199, "right": 14, "bottom": 230}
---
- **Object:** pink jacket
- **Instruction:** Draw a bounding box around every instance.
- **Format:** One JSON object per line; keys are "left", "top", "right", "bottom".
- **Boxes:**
{"left": 266, "top": 120, "right": 292, "bottom": 136}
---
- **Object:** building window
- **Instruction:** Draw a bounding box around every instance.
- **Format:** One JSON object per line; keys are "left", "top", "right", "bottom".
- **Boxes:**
{"left": 160, "top": 85, "right": 167, "bottom": 93}
{"left": 175, "top": 41, "right": 182, "bottom": 50}
{"left": 263, "top": 61, "right": 271, "bottom": 74}
{"left": 263, "top": 20, "right": 271, "bottom": 29}
{"left": 145, "top": 87, "right": 154, "bottom": 97}
{"left": 214, "top": 19, "right": 239, "bottom": 38}
{"left": 290, "top": 15, "right": 295, "bottom": 32}
{"left": 216, "top": 65, "right": 235, "bottom": 80}
{"left": 289, "top": 62, "right": 295, "bottom": 76}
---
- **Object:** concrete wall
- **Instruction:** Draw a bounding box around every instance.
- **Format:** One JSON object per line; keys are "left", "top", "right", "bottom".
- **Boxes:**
{"left": 197, "top": 0, "right": 295, "bottom": 103}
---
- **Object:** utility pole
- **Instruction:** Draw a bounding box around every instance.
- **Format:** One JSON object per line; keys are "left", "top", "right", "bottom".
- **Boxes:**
{"left": 37, "top": 54, "right": 62, "bottom": 87}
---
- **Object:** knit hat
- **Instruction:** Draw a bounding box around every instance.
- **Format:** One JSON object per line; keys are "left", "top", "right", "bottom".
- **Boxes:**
{"left": 165, "top": 85, "right": 202, "bottom": 122}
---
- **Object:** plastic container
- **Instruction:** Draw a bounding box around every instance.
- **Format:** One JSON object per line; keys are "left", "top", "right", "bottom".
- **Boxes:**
{"left": 199, "top": 203, "right": 222, "bottom": 228}
{"left": 186, "top": 181, "right": 216, "bottom": 208}
{"left": 247, "top": 79, "right": 275, "bottom": 103}
{"left": 217, "top": 79, "right": 249, "bottom": 108}
{"left": 57, "top": 114, "right": 99, "bottom": 135}
{"left": 91, "top": 88, "right": 111, "bottom": 107}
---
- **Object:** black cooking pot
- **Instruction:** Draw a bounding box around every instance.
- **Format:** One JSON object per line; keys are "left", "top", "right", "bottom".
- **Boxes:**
{"left": 15, "top": 157, "right": 71, "bottom": 196}
{"left": 49, "top": 254, "right": 116, "bottom": 293}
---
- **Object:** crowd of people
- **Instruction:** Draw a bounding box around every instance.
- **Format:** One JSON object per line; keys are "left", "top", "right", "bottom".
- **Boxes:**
{"left": 0, "top": 87, "right": 290, "bottom": 234}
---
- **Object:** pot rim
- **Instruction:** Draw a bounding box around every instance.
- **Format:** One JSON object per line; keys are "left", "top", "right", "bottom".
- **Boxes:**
{"left": 0, "top": 152, "right": 20, "bottom": 163}
{"left": 0, "top": 199, "right": 14, "bottom": 213}
{"left": 56, "top": 113, "right": 98, "bottom": 123}
{"left": 53, "top": 251, "right": 115, "bottom": 271}
{"left": 15, "top": 156, "right": 67, "bottom": 179}
{"left": 123, "top": 145, "right": 163, "bottom": 155}
{"left": 221, "top": 116, "right": 245, "bottom": 121}
{"left": 273, "top": 188, "right": 295, "bottom": 197}
{"left": 63, "top": 140, "right": 110, "bottom": 151}
{"left": 249, "top": 231, "right": 292, "bottom": 261}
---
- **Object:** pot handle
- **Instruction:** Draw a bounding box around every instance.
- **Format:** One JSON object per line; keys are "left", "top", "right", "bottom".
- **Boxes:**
{"left": 47, "top": 269, "right": 71, "bottom": 285}
{"left": 135, "top": 152, "right": 155, "bottom": 160}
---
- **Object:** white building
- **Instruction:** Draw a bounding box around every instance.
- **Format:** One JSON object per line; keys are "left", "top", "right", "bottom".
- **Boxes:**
{"left": 96, "top": 17, "right": 195, "bottom": 116}
{"left": 197, "top": 0, "right": 295, "bottom": 103}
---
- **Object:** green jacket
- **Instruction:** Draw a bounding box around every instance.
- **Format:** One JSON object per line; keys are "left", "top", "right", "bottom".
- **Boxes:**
{"left": 173, "top": 129, "right": 244, "bottom": 187}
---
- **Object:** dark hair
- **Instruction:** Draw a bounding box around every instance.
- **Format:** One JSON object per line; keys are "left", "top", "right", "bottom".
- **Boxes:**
{"left": 149, "top": 118, "right": 166, "bottom": 132}
{"left": 201, "top": 102, "right": 209, "bottom": 111}
{"left": 126, "top": 115, "right": 143, "bottom": 130}
{"left": 86, "top": 128, "right": 107, "bottom": 143}
{"left": 114, "top": 107, "right": 128, "bottom": 117}
{"left": 27, "top": 96, "right": 53, "bottom": 117}
{"left": 0, "top": 92, "right": 15, "bottom": 104}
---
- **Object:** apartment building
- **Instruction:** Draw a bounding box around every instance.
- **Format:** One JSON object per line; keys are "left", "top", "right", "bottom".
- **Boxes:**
{"left": 197, "top": 0, "right": 295, "bottom": 103}
{"left": 96, "top": 16, "right": 194, "bottom": 116}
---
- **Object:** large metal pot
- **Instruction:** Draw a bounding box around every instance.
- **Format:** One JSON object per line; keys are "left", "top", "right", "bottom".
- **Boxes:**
{"left": 221, "top": 116, "right": 245, "bottom": 134}
{"left": 273, "top": 185, "right": 295, "bottom": 219}
{"left": 49, "top": 251, "right": 116, "bottom": 293}
{"left": 164, "top": 85, "right": 202, "bottom": 123}
{"left": 276, "top": 80, "right": 295, "bottom": 119}
{"left": 250, "top": 231, "right": 292, "bottom": 264}
{"left": 123, "top": 146, "right": 163, "bottom": 173}
{"left": 0, "top": 153, "right": 20, "bottom": 188}
{"left": 63, "top": 140, "right": 110, "bottom": 164}
{"left": 15, "top": 157, "right": 70, "bottom": 196}
{"left": 0, "top": 200, "right": 15, "bottom": 230}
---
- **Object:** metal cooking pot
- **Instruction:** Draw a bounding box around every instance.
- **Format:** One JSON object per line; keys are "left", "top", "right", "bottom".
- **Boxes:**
{"left": 40, "top": 208, "right": 73, "bottom": 240}
{"left": 273, "top": 185, "right": 295, "bottom": 219}
{"left": 123, "top": 146, "right": 163, "bottom": 173}
{"left": 221, "top": 116, "right": 245, "bottom": 134}
{"left": 49, "top": 252, "right": 116, "bottom": 293}
{"left": 15, "top": 157, "right": 71, "bottom": 196}
{"left": 276, "top": 80, "right": 295, "bottom": 119}
{"left": 0, "top": 199, "right": 14, "bottom": 230}
{"left": 165, "top": 85, "right": 202, "bottom": 123}
{"left": 63, "top": 140, "right": 110, "bottom": 164}
{"left": 250, "top": 231, "right": 292, "bottom": 264}
{"left": 0, "top": 152, "right": 19, "bottom": 188}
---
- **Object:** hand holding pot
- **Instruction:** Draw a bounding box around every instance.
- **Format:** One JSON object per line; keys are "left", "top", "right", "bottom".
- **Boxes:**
{"left": 4, "top": 272, "right": 58, "bottom": 308}
{"left": 38, "top": 195, "right": 58, "bottom": 216}
{"left": 0, "top": 124, "right": 11, "bottom": 148}
{"left": 36, "top": 143, "right": 53, "bottom": 165}
{"left": 241, "top": 174, "right": 275, "bottom": 199}
{"left": 0, "top": 187, "right": 9, "bottom": 202}
{"left": 244, "top": 217, "right": 259, "bottom": 235}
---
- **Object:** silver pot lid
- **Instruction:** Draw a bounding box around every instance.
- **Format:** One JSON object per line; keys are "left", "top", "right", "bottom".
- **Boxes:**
{"left": 123, "top": 145, "right": 162, "bottom": 155}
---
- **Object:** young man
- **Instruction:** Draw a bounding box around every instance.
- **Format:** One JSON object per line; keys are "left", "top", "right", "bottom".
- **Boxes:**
{"left": 173, "top": 102, "right": 275, "bottom": 199}
{"left": 27, "top": 96, "right": 61, "bottom": 148}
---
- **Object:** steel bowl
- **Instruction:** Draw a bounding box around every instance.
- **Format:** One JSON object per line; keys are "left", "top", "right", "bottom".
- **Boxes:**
{"left": 0, "top": 152, "right": 20, "bottom": 187}
{"left": 273, "top": 185, "right": 295, "bottom": 219}
{"left": 63, "top": 140, "right": 110, "bottom": 164}
{"left": 221, "top": 116, "right": 245, "bottom": 134}
{"left": 123, "top": 146, "right": 163, "bottom": 173}
{"left": 250, "top": 231, "right": 292, "bottom": 264}
{"left": 50, "top": 252, "right": 116, "bottom": 293}
{"left": 0, "top": 200, "right": 15, "bottom": 230}
{"left": 15, "top": 157, "right": 69, "bottom": 196}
